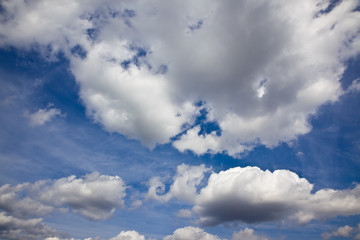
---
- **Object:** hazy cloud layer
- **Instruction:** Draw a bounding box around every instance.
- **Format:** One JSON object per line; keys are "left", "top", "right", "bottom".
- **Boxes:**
{"left": 0, "top": 0, "right": 359, "bottom": 155}
{"left": 0, "top": 172, "right": 127, "bottom": 221}
{"left": 149, "top": 164, "right": 360, "bottom": 226}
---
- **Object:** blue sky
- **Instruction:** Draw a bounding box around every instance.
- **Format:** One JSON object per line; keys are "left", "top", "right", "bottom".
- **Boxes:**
{"left": 0, "top": 1, "right": 360, "bottom": 240}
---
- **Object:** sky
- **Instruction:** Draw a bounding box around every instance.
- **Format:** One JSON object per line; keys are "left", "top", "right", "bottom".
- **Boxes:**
{"left": 0, "top": 0, "right": 360, "bottom": 239}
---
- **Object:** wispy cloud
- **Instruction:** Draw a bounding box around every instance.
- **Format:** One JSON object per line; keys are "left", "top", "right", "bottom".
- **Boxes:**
{"left": 25, "top": 106, "right": 64, "bottom": 127}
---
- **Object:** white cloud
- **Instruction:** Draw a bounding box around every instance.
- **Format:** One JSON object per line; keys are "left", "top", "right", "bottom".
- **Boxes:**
{"left": 321, "top": 223, "right": 360, "bottom": 240}
{"left": 130, "top": 200, "right": 143, "bottom": 210}
{"left": 163, "top": 226, "right": 221, "bottom": 240}
{"left": 36, "top": 172, "right": 127, "bottom": 220}
{"left": 147, "top": 164, "right": 211, "bottom": 202}
{"left": 0, "top": 0, "right": 359, "bottom": 155}
{"left": 177, "top": 209, "right": 193, "bottom": 218}
{"left": 71, "top": 42, "right": 196, "bottom": 148}
{"left": 0, "top": 172, "right": 127, "bottom": 221}
{"left": 149, "top": 164, "right": 360, "bottom": 226}
{"left": 108, "top": 227, "right": 269, "bottom": 240}
{"left": 321, "top": 225, "right": 354, "bottom": 240}
{"left": 110, "top": 230, "right": 145, "bottom": 240}
{"left": 25, "top": 106, "right": 64, "bottom": 127}
{"left": 173, "top": 127, "right": 222, "bottom": 155}
{"left": 232, "top": 228, "right": 269, "bottom": 240}
{"left": 347, "top": 78, "right": 360, "bottom": 92}
{"left": 0, "top": 212, "right": 59, "bottom": 240}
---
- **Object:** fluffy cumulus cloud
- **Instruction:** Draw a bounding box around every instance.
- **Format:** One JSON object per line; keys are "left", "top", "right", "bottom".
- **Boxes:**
{"left": 321, "top": 223, "right": 360, "bottom": 240}
{"left": 232, "top": 228, "right": 269, "bottom": 240}
{"left": 0, "top": 172, "right": 127, "bottom": 221}
{"left": 149, "top": 164, "right": 360, "bottom": 226}
{"left": 39, "top": 227, "right": 268, "bottom": 240}
{"left": 0, "top": 212, "right": 60, "bottom": 240}
{"left": 163, "top": 226, "right": 269, "bottom": 240}
{"left": 109, "top": 230, "right": 146, "bottom": 240}
{"left": 321, "top": 225, "right": 354, "bottom": 240}
{"left": 163, "top": 226, "right": 221, "bottom": 240}
{"left": 0, "top": 0, "right": 359, "bottom": 154}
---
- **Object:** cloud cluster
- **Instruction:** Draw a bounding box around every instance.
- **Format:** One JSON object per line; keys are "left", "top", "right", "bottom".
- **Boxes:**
{"left": 163, "top": 226, "right": 269, "bottom": 240}
{"left": 110, "top": 230, "right": 146, "bottom": 240}
{"left": 37, "top": 227, "right": 268, "bottom": 240}
{"left": 163, "top": 226, "right": 220, "bottom": 240}
{"left": 321, "top": 225, "right": 353, "bottom": 240}
{"left": 322, "top": 223, "right": 360, "bottom": 240}
{"left": 0, "top": 172, "right": 127, "bottom": 221}
{"left": 0, "top": 212, "right": 60, "bottom": 240}
{"left": 149, "top": 164, "right": 360, "bottom": 226}
{"left": 0, "top": 0, "right": 359, "bottom": 154}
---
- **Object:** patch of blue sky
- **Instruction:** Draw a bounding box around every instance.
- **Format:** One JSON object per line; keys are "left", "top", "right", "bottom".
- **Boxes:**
{"left": 188, "top": 20, "right": 203, "bottom": 31}
{"left": 121, "top": 45, "right": 150, "bottom": 69}
{"left": 0, "top": 47, "right": 191, "bottom": 184}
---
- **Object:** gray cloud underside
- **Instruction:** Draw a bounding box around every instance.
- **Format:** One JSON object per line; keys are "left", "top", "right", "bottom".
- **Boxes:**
{"left": 149, "top": 164, "right": 360, "bottom": 226}
{"left": 0, "top": 213, "right": 60, "bottom": 240}
{"left": 0, "top": 172, "right": 127, "bottom": 221}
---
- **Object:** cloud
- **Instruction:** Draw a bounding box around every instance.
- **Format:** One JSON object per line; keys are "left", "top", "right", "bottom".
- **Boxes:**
{"left": 43, "top": 227, "right": 269, "bottom": 240}
{"left": 232, "top": 228, "right": 269, "bottom": 240}
{"left": 321, "top": 225, "right": 353, "bottom": 240}
{"left": 109, "top": 230, "right": 146, "bottom": 240}
{"left": 321, "top": 223, "right": 360, "bottom": 240}
{"left": 36, "top": 172, "right": 127, "bottom": 220}
{"left": 0, "top": 212, "right": 60, "bottom": 240}
{"left": 173, "top": 126, "right": 223, "bottom": 155}
{"left": 0, "top": 0, "right": 359, "bottom": 154}
{"left": 129, "top": 200, "right": 143, "bottom": 210}
{"left": 149, "top": 164, "right": 360, "bottom": 226}
{"left": 163, "top": 226, "right": 221, "bottom": 240}
{"left": 0, "top": 183, "right": 55, "bottom": 218}
{"left": 147, "top": 164, "right": 211, "bottom": 202}
{"left": 110, "top": 227, "right": 269, "bottom": 240}
{"left": 162, "top": 226, "right": 269, "bottom": 240}
{"left": 177, "top": 209, "right": 193, "bottom": 218}
{"left": 25, "top": 106, "right": 64, "bottom": 127}
{"left": 0, "top": 172, "right": 127, "bottom": 221}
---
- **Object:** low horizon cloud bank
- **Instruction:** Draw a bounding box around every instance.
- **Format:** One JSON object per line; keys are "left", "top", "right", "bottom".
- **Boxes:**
{"left": 0, "top": 165, "right": 359, "bottom": 239}
{"left": 42, "top": 227, "right": 269, "bottom": 240}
